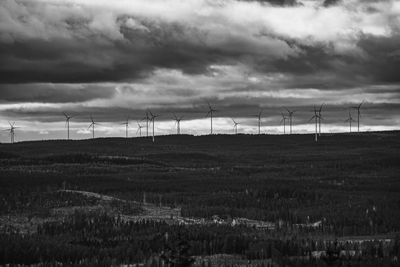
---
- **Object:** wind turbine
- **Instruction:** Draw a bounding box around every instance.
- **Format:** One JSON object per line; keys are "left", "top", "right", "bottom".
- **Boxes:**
{"left": 63, "top": 112, "right": 74, "bottom": 140}
{"left": 345, "top": 111, "right": 355, "bottom": 133}
{"left": 4, "top": 122, "right": 18, "bottom": 143}
{"left": 253, "top": 110, "right": 262, "bottom": 135}
{"left": 232, "top": 118, "right": 239, "bottom": 135}
{"left": 121, "top": 117, "right": 129, "bottom": 138}
{"left": 280, "top": 113, "right": 288, "bottom": 134}
{"left": 173, "top": 114, "right": 183, "bottom": 135}
{"left": 143, "top": 111, "right": 151, "bottom": 137}
{"left": 317, "top": 104, "right": 324, "bottom": 136}
{"left": 309, "top": 106, "right": 321, "bottom": 142}
{"left": 88, "top": 115, "right": 98, "bottom": 139}
{"left": 284, "top": 108, "right": 295, "bottom": 134}
{"left": 352, "top": 101, "right": 364, "bottom": 133}
{"left": 206, "top": 102, "right": 217, "bottom": 135}
{"left": 149, "top": 110, "right": 159, "bottom": 142}
{"left": 136, "top": 122, "right": 144, "bottom": 137}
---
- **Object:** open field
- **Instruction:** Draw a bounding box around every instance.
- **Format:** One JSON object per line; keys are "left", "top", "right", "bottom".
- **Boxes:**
{"left": 1, "top": 132, "right": 400, "bottom": 266}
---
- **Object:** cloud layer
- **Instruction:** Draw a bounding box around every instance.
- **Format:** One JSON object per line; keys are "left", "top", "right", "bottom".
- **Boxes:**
{"left": 0, "top": 0, "right": 399, "bottom": 140}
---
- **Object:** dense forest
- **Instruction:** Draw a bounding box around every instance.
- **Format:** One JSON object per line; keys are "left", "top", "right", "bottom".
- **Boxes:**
{"left": 0, "top": 132, "right": 399, "bottom": 266}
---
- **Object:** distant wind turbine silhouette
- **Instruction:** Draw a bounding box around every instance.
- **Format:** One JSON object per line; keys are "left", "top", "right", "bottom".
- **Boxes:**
{"left": 149, "top": 110, "right": 159, "bottom": 142}
{"left": 345, "top": 110, "right": 355, "bottom": 133}
{"left": 231, "top": 118, "right": 239, "bottom": 135}
{"left": 63, "top": 112, "right": 74, "bottom": 140}
{"left": 88, "top": 115, "right": 98, "bottom": 139}
{"left": 317, "top": 104, "right": 324, "bottom": 136}
{"left": 253, "top": 110, "right": 262, "bottom": 135}
{"left": 280, "top": 113, "right": 288, "bottom": 134}
{"left": 206, "top": 102, "right": 217, "bottom": 135}
{"left": 143, "top": 111, "right": 151, "bottom": 137}
{"left": 173, "top": 114, "right": 183, "bottom": 135}
{"left": 4, "top": 122, "right": 18, "bottom": 143}
{"left": 284, "top": 107, "right": 295, "bottom": 134}
{"left": 136, "top": 122, "right": 144, "bottom": 137}
{"left": 121, "top": 117, "right": 129, "bottom": 138}
{"left": 309, "top": 106, "right": 321, "bottom": 142}
{"left": 352, "top": 101, "right": 364, "bottom": 133}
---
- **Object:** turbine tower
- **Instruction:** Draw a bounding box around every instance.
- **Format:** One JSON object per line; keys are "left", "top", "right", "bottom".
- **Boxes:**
{"left": 206, "top": 102, "right": 217, "bottom": 135}
{"left": 143, "top": 111, "right": 151, "bottom": 137}
{"left": 149, "top": 110, "right": 159, "bottom": 142}
{"left": 63, "top": 112, "right": 74, "bottom": 140}
{"left": 254, "top": 110, "right": 262, "bottom": 135}
{"left": 88, "top": 115, "right": 98, "bottom": 139}
{"left": 352, "top": 101, "right": 364, "bottom": 133}
{"left": 232, "top": 118, "right": 239, "bottom": 135}
{"left": 317, "top": 104, "right": 324, "bottom": 136}
{"left": 173, "top": 114, "right": 183, "bottom": 135}
{"left": 345, "top": 111, "right": 355, "bottom": 133}
{"left": 280, "top": 113, "right": 288, "bottom": 134}
{"left": 4, "top": 122, "right": 18, "bottom": 143}
{"left": 136, "top": 122, "right": 144, "bottom": 137}
{"left": 284, "top": 108, "right": 295, "bottom": 134}
{"left": 309, "top": 106, "right": 321, "bottom": 142}
{"left": 121, "top": 117, "right": 129, "bottom": 138}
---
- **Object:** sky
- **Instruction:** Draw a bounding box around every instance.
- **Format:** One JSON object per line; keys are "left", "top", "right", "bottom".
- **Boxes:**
{"left": 0, "top": 0, "right": 400, "bottom": 141}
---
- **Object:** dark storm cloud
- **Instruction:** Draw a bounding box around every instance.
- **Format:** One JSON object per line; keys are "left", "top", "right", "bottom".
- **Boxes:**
{"left": 0, "top": 0, "right": 298, "bottom": 84}
{"left": 0, "top": 0, "right": 398, "bottom": 89}
{"left": 251, "top": 31, "right": 400, "bottom": 90}
{"left": 356, "top": 34, "right": 400, "bottom": 84}
{"left": 0, "top": 84, "right": 115, "bottom": 103}
{"left": 240, "top": 0, "right": 298, "bottom": 6}
{"left": 323, "top": 0, "right": 341, "bottom": 7}
{"left": 0, "top": 23, "right": 293, "bottom": 83}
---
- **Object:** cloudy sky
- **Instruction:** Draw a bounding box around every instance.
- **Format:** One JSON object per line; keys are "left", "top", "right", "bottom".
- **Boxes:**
{"left": 1, "top": 0, "right": 400, "bottom": 141}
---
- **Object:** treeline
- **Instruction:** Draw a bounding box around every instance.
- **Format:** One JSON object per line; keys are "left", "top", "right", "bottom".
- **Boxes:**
{"left": 1, "top": 211, "right": 400, "bottom": 266}
{"left": 1, "top": 183, "right": 400, "bottom": 237}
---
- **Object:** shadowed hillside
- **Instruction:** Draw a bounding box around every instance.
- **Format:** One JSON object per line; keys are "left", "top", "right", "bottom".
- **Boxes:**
{"left": 1, "top": 132, "right": 400, "bottom": 266}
